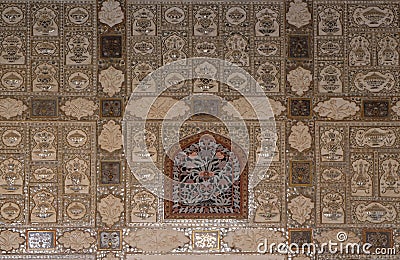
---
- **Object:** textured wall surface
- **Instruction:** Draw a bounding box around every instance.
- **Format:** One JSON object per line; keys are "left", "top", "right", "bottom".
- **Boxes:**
{"left": 0, "top": 0, "right": 399, "bottom": 259}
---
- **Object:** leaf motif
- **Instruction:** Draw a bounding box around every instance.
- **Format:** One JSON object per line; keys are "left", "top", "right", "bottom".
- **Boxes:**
{"left": 99, "top": 66, "right": 124, "bottom": 97}
{"left": 223, "top": 229, "right": 285, "bottom": 252}
{"left": 125, "top": 229, "right": 189, "bottom": 252}
{"left": 98, "top": 120, "right": 123, "bottom": 152}
{"left": 288, "top": 194, "right": 314, "bottom": 225}
{"left": 289, "top": 122, "right": 312, "bottom": 152}
{"left": 0, "top": 98, "right": 27, "bottom": 119}
{"left": 98, "top": 0, "right": 124, "bottom": 28}
{"left": 0, "top": 230, "right": 24, "bottom": 251}
{"left": 314, "top": 98, "right": 359, "bottom": 120}
{"left": 287, "top": 66, "right": 312, "bottom": 96}
{"left": 286, "top": 0, "right": 311, "bottom": 28}
{"left": 315, "top": 229, "right": 360, "bottom": 244}
{"left": 59, "top": 230, "right": 95, "bottom": 251}
{"left": 98, "top": 194, "right": 124, "bottom": 226}
{"left": 61, "top": 98, "right": 97, "bottom": 120}
{"left": 391, "top": 101, "right": 400, "bottom": 116}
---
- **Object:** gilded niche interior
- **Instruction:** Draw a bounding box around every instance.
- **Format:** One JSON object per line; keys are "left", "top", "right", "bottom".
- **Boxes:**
{"left": 0, "top": 0, "right": 399, "bottom": 259}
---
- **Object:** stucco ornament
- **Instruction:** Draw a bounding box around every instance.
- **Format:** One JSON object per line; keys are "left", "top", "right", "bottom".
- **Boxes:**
{"left": 125, "top": 229, "right": 189, "bottom": 252}
{"left": 287, "top": 66, "right": 312, "bottom": 96}
{"left": 286, "top": 0, "right": 311, "bottom": 28}
{"left": 59, "top": 230, "right": 95, "bottom": 251}
{"left": 61, "top": 98, "right": 97, "bottom": 120}
{"left": 315, "top": 229, "right": 360, "bottom": 244}
{"left": 98, "top": 0, "right": 124, "bottom": 28}
{"left": 314, "top": 98, "right": 359, "bottom": 120}
{"left": 0, "top": 98, "right": 27, "bottom": 119}
{"left": 222, "top": 97, "right": 279, "bottom": 119}
{"left": 98, "top": 120, "right": 123, "bottom": 153}
{"left": 288, "top": 194, "right": 314, "bottom": 225}
{"left": 98, "top": 194, "right": 124, "bottom": 226}
{"left": 223, "top": 229, "right": 285, "bottom": 252}
{"left": 391, "top": 101, "right": 400, "bottom": 116}
{"left": 289, "top": 122, "right": 312, "bottom": 152}
{"left": 0, "top": 230, "right": 24, "bottom": 251}
{"left": 99, "top": 66, "right": 124, "bottom": 97}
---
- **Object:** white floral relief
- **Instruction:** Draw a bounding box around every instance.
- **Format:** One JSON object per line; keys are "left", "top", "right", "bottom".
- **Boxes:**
{"left": 287, "top": 66, "right": 312, "bottom": 96}
{"left": 288, "top": 194, "right": 314, "bottom": 225}
{"left": 98, "top": 120, "right": 123, "bottom": 153}
{"left": 223, "top": 229, "right": 285, "bottom": 252}
{"left": 286, "top": 0, "right": 311, "bottom": 28}
{"left": 0, "top": 98, "right": 27, "bottom": 119}
{"left": 391, "top": 101, "right": 400, "bottom": 116}
{"left": 149, "top": 97, "right": 190, "bottom": 120}
{"left": 98, "top": 0, "right": 124, "bottom": 28}
{"left": 314, "top": 98, "right": 359, "bottom": 120}
{"left": 58, "top": 230, "right": 95, "bottom": 251}
{"left": 269, "top": 98, "right": 286, "bottom": 117}
{"left": 99, "top": 66, "right": 124, "bottom": 97}
{"left": 61, "top": 98, "right": 97, "bottom": 120}
{"left": 289, "top": 122, "right": 312, "bottom": 152}
{"left": 0, "top": 230, "right": 24, "bottom": 251}
{"left": 222, "top": 97, "right": 283, "bottom": 119}
{"left": 125, "top": 229, "right": 189, "bottom": 252}
{"left": 315, "top": 229, "right": 360, "bottom": 244}
{"left": 98, "top": 194, "right": 124, "bottom": 226}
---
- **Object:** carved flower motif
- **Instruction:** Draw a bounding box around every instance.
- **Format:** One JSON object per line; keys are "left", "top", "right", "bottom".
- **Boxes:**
{"left": 0, "top": 230, "right": 24, "bottom": 251}
{"left": 288, "top": 194, "right": 314, "bottom": 225}
{"left": 59, "top": 230, "right": 95, "bottom": 251}
{"left": 269, "top": 98, "right": 286, "bottom": 117}
{"left": 0, "top": 98, "right": 27, "bottom": 119}
{"left": 391, "top": 101, "right": 400, "bottom": 116}
{"left": 98, "top": 0, "right": 124, "bottom": 28}
{"left": 98, "top": 120, "right": 123, "bottom": 153}
{"left": 223, "top": 229, "right": 285, "bottom": 252}
{"left": 222, "top": 97, "right": 283, "bottom": 119}
{"left": 289, "top": 122, "right": 312, "bottom": 152}
{"left": 287, "top": 66, "right": 312, "bottom": 96}
{"left": 125, "top": 229, "right": 189, "bottom": 252}
{"left": 98, "top": 194, "right": 124, "bottom": 226}
{"left": 286, "top": 0, "right": 311, "bottom": 28}
{"left": 61, "top": 98, "right": 97, "bottom": 120}
{"left": 315, "top": 229, "right": 360, "bottom": 244}
{"left": 314, "top": 98, "right": 359, "bottom": 120}
{"left": 99, "top": 66, "right": 124, "bottom": 97}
